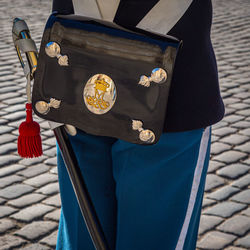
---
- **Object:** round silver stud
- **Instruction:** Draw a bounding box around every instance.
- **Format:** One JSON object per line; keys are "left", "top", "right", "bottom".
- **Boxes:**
{"left": 151, "top": 68, "right": 167, "bottom": 84}
{"left": 35, "top": 101, "right": 50, "bottom": 115}
{"left": 45, "top": 42, "right": 61, "bottom": 58}
{"left": 139, "top": 129, "right": 155, "bottom": 143}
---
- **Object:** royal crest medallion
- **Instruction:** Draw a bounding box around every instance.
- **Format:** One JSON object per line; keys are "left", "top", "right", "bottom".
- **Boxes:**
{"left": 83, "top": 74, "right": 117, "bottom": 115}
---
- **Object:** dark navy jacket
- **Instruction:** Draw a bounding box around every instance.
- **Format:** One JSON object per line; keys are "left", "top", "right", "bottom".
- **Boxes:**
{"left": 52, "top": 0, "right": 225, "bottom": 132}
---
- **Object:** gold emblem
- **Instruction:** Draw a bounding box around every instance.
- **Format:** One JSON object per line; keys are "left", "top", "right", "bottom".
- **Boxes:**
{"left": 35, "top": 98, "right": 61, "bottom": 115}
{"left": 138, "top": 68, "right": 167, "bottom": 87}
{"left": 84, "top": 74, "right": 116, "bottom": 115}
{"left": 45, "top": 42, "right": 69, "bottom": 66}
{"left": 132, "top": 120, "right": 155, "bottom": 143}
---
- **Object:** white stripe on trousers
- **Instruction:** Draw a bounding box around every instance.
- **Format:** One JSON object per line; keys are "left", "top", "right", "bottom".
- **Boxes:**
{"left": 175, "top": 127, "right": 210, "bottom": 250}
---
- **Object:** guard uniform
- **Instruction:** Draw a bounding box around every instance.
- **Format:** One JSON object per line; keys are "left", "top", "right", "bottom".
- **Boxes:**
{"left": 53, "top": 0, "right": 224, "bottom": 249}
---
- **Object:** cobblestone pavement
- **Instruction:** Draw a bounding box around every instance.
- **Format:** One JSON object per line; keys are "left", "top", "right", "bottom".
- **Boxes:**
{"left": 0, "top": 0, "right": 249, "bottom": 249}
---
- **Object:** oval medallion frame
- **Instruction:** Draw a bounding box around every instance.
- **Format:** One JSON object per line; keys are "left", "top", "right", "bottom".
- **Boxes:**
{"left": 83, "top": 74, "right": 117, "bottom": 115}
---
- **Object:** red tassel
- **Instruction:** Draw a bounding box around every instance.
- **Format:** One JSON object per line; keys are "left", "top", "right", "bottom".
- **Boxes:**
{"left": 18, "top": 103, "right": 43, "bottom": 158}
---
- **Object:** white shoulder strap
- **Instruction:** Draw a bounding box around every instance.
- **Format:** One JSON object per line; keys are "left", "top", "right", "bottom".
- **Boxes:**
{"left": 72, "top": 0, "right": 193, "bottom": 34}
{"left": 72, "top": 0, "right": 120, "bottom": 21}
{"left": 72, "top": 0, "right": 101, "bottom": 19}
{"left": 97, "top": 0, "right": 120, "bottom": 21}
{"left": 137, "top": 0, "right": 193, "bottom": 34}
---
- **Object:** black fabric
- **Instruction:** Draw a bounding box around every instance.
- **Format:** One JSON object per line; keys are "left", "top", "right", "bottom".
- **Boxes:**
{"left": 52, "top": 0, "right": 74, "bottom": 14}
{"left": 114, "top": 0, "right": 159, "bottom": 27}
{"left": 165, "top": 0, "right": 224, "bottom": 131}
{"left": 51, "top": 0, "right": 225, "bottom": 132}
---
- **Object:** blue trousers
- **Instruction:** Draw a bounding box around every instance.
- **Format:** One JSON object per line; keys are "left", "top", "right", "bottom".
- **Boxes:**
{"left": 56, "top": 127, "right": 211, "bottom": 250}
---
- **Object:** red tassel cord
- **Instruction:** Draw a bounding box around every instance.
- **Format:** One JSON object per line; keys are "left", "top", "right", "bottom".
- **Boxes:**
{"left": 18, "top": 103, "right": 42, "bottom": 158}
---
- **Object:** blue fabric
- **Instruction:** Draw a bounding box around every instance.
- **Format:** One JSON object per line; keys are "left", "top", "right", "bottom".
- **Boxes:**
{"left": 45, "top": 14, "right": 178, "bottom": 51}
{"left": 56, "top": 128, "right": 211, "bottom": 250}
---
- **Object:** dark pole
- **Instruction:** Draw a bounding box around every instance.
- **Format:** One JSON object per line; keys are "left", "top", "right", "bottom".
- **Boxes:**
{"left": 54, "top": 126, "right": 110, "bottom": 250}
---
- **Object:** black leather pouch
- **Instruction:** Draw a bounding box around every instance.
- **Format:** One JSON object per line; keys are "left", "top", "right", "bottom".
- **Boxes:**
{"left": 32, "top": 13, "right": 181, "bottom": 144}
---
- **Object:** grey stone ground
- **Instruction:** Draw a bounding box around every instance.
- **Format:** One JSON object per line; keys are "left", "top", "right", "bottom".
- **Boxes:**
{"left": 0, "top": 0, "right": 249, "bottom": 249}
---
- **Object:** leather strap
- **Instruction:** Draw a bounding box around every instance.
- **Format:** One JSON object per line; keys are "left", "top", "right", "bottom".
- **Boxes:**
{"left": 15, "top": 38, "right": 37, "bottom": 53}
{"left": 12, "top": 19, "right": 28, "bottom": 36}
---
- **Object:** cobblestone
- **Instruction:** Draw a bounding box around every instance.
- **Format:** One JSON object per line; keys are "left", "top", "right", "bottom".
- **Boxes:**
{"left": 15, "top": 221, "right": 58, "bottom": 241}
{"left": 0, "top": 206, "right": 17, "bottom": 219}
{"left": 197, "top": 231, "right": 237, "bottom": 250}
{"left": 224, "top": 247, "right": 247, "bottom": 250}
{"left": 0, "top": 155, "right": 20, "bottom": 167}
{"left": 235, "top": 141, "right": 250, "bottom": 153}
{"left": 0, "top": 198, "right": 6, "bottom": 205}
{"left": 50, "top": 167, "right": 58, "bottom": 174}
{"left": 24, "top": 173, "right": 58, "bottom": 187}
{"left": 223, "top": 115, "right": 244, "bottom": 124}
{"left": 11, "top": 204, "right": 54, "bottom": 222}
{"left": 0, "top": 142, "right": 17, "bottom": 154}
{"left": 3, "top": 111, "right": 25, "bottom": 121}
{"left": 19, "top": 156, "right": 47, "bottom": 167}
{"left": 43, "top": 137, "right": 57, "bottom": 146}
{"left": 43, "top": 147, "right": 57, "bottom": 157}
{"left": 198, "top": 215, "right": 223, "bottom": 235}
{"left": 44, "top": 209, "right": 61, "bottom": 222}
{"left": 3, "top": 97, "right": 26, "bottom": 105}
{"left": 232, "top": 120, "right": 250, "bottom": 129}
{"left": 0, "top": 235, "right": 26, "bottom": 250}
{"left": 21, "top": 244, "right": 50, "bottom": 250}
{"left": 18, "top": 164, "right": 50, "bottom": 178}
{"left": 236, "top": 109, "right": 250, "bottom": 116}
{"left": 231, "top": 190, "right": 250, "bottom": 204}
{"left": 220, "top": 134, "right": 249, "bottom": 145}
{"left": 217, "top": 164, "right": 250, "bottom": 179}
{"left": 0, "top": 174, "right": 24, "bottom": 188}
{"left": 0, "top": 219, "right": 16, "bottom": 233}
{"left": 235, "top": 235, "right": 250, "bottom": 249}
{"left": 0, "top": 184, "right": 34, "bottom": 199}
{"left": 36, "top": 182, "right": 60, "bottom": 195}
{"left": 204, "top": 202, "right": 247, "bottom": 218}
{"left": 40, "top": 230, "right": 58, "bottom": 247}
{"left": 205, "top": 174, "right": 225, "bottom": 191}
{"left": 241, "top": 208, "right": 250, "bottom": 217}
{"left": 206, "top": 186, "right": 240, "bottom": 201}
{"left": 217, "top": 215, "right": 250, "bottom": 236}
{"left": 0, "top": 125, "right": 15, "bottom": 135}
{"left": 212, "top": 127, "right": 237, "bottom": 137}
{"left": 202, "top": 198, "right": 217, "bottom": 208}
{"left": 44, "top": 157, "right": 57, "bottom": 166}
{"left": 210, "top": 142, "right": 231, "bottom": 155}
{"left": 207, "top": 160, "right": 225, "bottom": 173}
{"left": 8, "top": 193, "right": 46, "bottom": 208}
{"left": 3, "top": 104, "right": 26, "bottom": 113}
{"left": 213, "top": 151, "right": 247, "bottom": 163}
{"left": 42, "top": 194, "right": 61, "bottom": 208}
{"left": 243, "top": 158, "right": 250, "bottom": 165}
{"left": 231, "top": 174, "right": 250, "bottom": 188}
